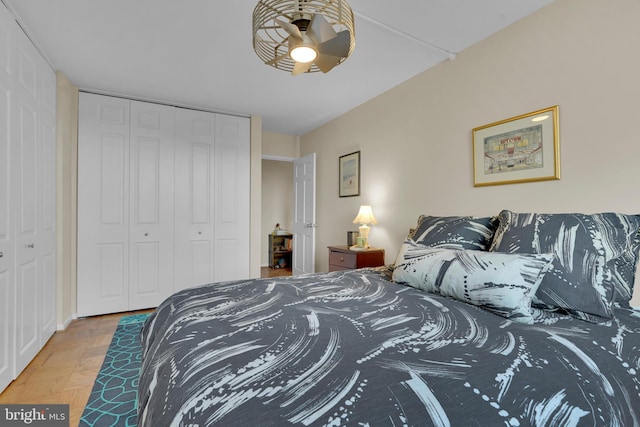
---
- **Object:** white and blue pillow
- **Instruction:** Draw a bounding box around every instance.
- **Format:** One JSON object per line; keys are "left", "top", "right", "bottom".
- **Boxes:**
{"left": 393, "top": 241, "right": 553, "bottom": 324}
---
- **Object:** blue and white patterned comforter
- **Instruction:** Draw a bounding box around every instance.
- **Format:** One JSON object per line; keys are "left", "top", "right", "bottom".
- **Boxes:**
{"left": 138, "top": 268, "right": 640, "bottom": 426}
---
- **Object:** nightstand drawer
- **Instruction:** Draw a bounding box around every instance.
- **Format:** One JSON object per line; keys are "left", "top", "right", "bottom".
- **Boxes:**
{"left": 328, "top": 246, "right": 385, "bottom": 272}
{"left": 329, "top": 250, "right": 357, "bottom": 269}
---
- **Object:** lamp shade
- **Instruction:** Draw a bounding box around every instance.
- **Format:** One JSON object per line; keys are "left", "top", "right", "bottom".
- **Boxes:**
{"left": 353, "top": 205, "right": 377, "bottom": 225}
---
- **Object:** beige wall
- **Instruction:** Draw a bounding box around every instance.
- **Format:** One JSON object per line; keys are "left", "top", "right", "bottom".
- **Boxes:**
{"left": 261, "top": 132, "right": 299, "bottom": 266}
{"left": 261, "top": 160, "right": 294, "bottom": 266}
{"left": 55, "top": 72, "right": 78, "bottom": 328}
{"left": 263, "top": 131, "right": 300, "bottom": 159}
{"left": 250, "top": 115, "right": 263, "bottom": 279}
{"left": 300, "top": 0, "right": 640, "bottom": 306}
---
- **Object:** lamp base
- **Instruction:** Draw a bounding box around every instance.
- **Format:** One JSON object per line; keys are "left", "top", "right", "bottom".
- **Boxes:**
{"left": 349, "top": 245, "right": 369, "bottom": 252}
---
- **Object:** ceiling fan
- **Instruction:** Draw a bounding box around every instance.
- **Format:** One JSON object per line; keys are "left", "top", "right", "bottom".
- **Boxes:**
{"left": 253, "top": 0, "right": 356, "bottom": 75}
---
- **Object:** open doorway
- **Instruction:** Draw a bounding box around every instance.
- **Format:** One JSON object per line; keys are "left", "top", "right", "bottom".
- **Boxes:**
{"left": 261, "top": 159, "right": 294, "bottom": 277}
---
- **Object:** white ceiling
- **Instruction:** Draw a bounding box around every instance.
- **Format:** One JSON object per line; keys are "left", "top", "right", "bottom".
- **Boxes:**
{"left": 3, "top": 0, "right": 554, "bottom": 135}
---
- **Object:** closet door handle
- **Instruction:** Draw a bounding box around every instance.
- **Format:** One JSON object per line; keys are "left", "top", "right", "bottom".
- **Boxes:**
{"left": 27, "top": 243, "right": 35, "bottom": 248}
{"left": 0, "top": 251, "right": 3, "bottom": 258}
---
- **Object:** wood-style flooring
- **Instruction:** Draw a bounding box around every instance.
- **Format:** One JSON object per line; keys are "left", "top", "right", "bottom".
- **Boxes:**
{"left": 0, "top": 269, "right": 289, "bottom": 426}
{"left": 261, "top": 266, "right": 292, "bottom": 278}
{"left": 0, "top": 310, "right": 152, "bottom": 427}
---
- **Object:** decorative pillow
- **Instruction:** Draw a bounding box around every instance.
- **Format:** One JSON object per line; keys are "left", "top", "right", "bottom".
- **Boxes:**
{"left": 408, "top": 215, "right": 498, "bottom": 251}
{"left": 611, "top": 229, "right": 640, "bottom": 307}
{"left": 392, "top": 241, "right": 553, "bottom": 324}
{"left": 489, "top": 210, "right": 640, "bottom": 321}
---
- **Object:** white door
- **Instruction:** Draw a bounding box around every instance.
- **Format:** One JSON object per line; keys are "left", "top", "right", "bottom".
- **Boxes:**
{"left": 77, "top": 93, "right": 131, "bottom": 316}
{"left": 213, "top": 114, "right": 250, "bottom": 282}
{"left": 36, "top": 55, "right": 57, "bottom": 342}
{"left": 128, "top": 101, "right": 175, "bottom": 310}
{"left": 0, "top": 5, "right": 15, "bottom": 393}
{"left": 0, "top": 4, "right": 56, "bottom": 389}
{"left": 174, "top": 108, "right": 216, "bottom": 291}
{"left": 292, "top": 153, "right": 316, "bottom": 275}
{"left": 13, "top": 29, "right": 43, "bottom": 375}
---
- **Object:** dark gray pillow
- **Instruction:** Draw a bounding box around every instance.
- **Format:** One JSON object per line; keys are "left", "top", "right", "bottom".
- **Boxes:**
{"left": 611, "top": 229, "right": 640, "bottom": 307}
{"left": 408, "top": 215, "right": 498, "bottom": 251}
{"left": 489, "top": 210, "right": 640, "bottom": 322}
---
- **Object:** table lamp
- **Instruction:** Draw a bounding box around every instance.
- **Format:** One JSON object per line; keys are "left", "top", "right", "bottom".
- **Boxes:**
{"left": 352, "top": 205, "right": 377, "bottom": 248}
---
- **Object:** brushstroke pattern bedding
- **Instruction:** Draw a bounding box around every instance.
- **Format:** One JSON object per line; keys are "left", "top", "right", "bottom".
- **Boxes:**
{"left": 138, "top": 268, "right": 640, "bottom": 427}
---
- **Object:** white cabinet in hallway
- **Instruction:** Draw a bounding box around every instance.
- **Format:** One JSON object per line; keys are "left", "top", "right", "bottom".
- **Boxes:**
{"left": 77, "top": 93, "right": 249, "bottom": 316}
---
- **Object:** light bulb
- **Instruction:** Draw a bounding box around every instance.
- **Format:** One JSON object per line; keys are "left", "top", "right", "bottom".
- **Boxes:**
{"left": 290, "top": 45, "right": 317, "bottom": 63}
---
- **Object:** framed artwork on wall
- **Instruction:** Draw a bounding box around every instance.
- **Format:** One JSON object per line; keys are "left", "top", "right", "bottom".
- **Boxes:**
{"left": 472, "top": 105, "right": 560, "bottom": 187}
{"left": 339, "top": 151, "right": 360, "bottom": 197}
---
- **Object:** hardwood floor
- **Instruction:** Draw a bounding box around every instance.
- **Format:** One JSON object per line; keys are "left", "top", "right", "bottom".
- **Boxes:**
{"left": 0, "top": 270, "right": 287, "bottom": 426}
{"left": 0, "top": 310, "right": 151, "bottom": 427}
{"left": 261, "top": 266, "right": 292, "bottom": 278}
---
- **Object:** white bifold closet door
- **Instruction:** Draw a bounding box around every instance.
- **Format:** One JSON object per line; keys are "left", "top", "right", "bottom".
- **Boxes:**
{"left": 128, "top": 101, "right": 175, "bottom": 310}
{"left": 77, "top": 95, "right": 131, "bottom": 316}
{"left": 173, "top": 109, "right": 250, "bottom": 291}
{"left": 173, "top": 108, "right": 215, "bottom": 291}
{"left": 13, "top": 33, "right": 57, "bottom": 375}
{"left": 0, "top": 5, "right": 15, "bottom": 393}
{"left": 212, "top": 113, "right": 250, "bottom": 283}
{"left": 0, "top": 1, "right": 56, "bottom": 393}
{"left": 77, "top": 93, "right": 250, "bottom": 317}
{"left": 77, "top": 95, "right": 176, "bottom": 315}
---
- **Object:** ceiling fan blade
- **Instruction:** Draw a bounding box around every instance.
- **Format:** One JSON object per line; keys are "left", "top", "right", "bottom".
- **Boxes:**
{"left": 292, "top": 61, "right": 313, "bottom": 76}
{"left": 275, "top": 19, "right": 302, "bottom": 39}
{"left": 307, "top": 13, "right": 337, "bottom": 45}
{"left": 317, "top": 30, "right": 351, "bottom": 58}
{"left": 314, "top": 54, "right": 341, "bottom": 73}
{"left": 266, "top": 53, "right": 289, "bottom": 66}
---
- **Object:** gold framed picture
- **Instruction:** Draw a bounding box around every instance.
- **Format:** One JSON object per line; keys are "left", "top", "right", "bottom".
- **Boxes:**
{"left": 472, "top": 106, "right": 560, "bottom": 187}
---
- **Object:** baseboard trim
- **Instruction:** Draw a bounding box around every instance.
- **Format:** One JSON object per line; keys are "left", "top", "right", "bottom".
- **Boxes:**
{"left": 56, "top": 313, "right": 78, "bottom": 331}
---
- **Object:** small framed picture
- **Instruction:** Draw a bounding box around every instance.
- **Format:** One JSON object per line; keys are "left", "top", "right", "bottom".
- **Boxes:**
{"left": 339, "top": 151, "right": 360, "bottom": 197}
{"left": 472, "top": 106, "right": 560, "bottom": 187}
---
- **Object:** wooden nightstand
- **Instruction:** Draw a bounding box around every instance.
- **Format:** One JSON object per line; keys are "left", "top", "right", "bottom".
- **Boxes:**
{"left": 328, "top": 245, "right": 385, "bottom": 272}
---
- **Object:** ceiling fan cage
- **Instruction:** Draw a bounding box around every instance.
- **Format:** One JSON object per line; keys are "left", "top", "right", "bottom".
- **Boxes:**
{"left": 253, "top": 0, "right": 355, "bottom": 73}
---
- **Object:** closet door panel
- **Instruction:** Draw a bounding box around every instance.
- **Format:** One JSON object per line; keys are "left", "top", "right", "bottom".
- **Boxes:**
{"left": 96, "top": 243, "right": 126, "bottom": 298}
{"left": 0, "top": 7, "right": 13, "bottom": 392}
{"left": 35, "top": 123, "right": 55, "bottom": 338}
{"left": 77, "top": 93, "right": 130, "bottom": 316}
{"left": 38, "top": 62, "right": 56, "bottom": 339}
{"left": 213, "top": 114, "right": 250, "bottom": 282}
{"left": 100, "top": 135, "right": 128, "bottom": 224}
{"left": 128, "top": 101, "right": 174, "bottom": 309}
{"left": 15, "top": 101, "right": 37, "bottom": 237}
{"left": 13, "top": 79, "right": 40, "bottom": 374}
{"left": 0, "top": 268, "right": 11, "bottom": 393}
{"left": 174, "top": 109, "right": 215, "bottom": 291}
{"left": 0, "top": 15, "right": 11, "bottom": 255}
{"left": 15, "top": 258, "right": 37, "bottom": 375}
{"left": 14, "top": 86, "right": 39, "bottom": 368}
{"left": 1, "top": 5, "right": 56, "bottom": 387}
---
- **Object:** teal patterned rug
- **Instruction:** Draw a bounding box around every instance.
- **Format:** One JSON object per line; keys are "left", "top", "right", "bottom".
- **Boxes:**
{"left": 80, "top": 313, "right": 150, "bottom": 427}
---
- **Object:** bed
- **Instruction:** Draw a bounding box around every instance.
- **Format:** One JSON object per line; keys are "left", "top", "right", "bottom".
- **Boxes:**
{"left": 138, "top": 211, "right": 640, "bottom": 426}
